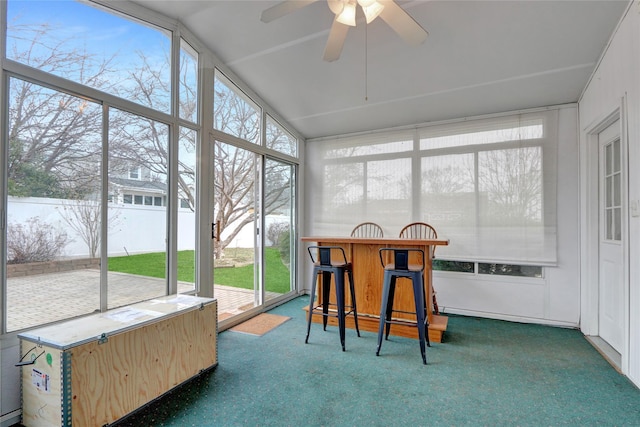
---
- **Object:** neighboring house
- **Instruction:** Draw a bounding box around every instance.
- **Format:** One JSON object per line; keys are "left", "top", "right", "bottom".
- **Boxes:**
{"left": 108, "top": 166, "right": 167, "bottom": 208}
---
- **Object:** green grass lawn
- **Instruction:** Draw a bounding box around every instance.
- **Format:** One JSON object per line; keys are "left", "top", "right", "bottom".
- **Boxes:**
{"left": 108, "top": 248, "right": 291, "bottom": 294}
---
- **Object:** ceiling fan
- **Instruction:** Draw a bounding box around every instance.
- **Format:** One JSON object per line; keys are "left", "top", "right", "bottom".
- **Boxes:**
{"left": 260, "top": 0, "right": 428, "bottom": 62}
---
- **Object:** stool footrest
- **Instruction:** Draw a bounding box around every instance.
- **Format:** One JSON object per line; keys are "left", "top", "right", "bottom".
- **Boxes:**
{"left": 387, "top": 309, "right": 426, "bottom": 317}
{"left": 310, "top": 305, "right": 357, "bottom": 318}
{"left": 383, "top": 318, "right": 427, "bottom": 328}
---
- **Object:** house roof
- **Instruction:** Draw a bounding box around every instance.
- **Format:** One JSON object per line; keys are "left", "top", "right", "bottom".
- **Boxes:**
{"left": 110, "top": 177, "right": 167, "bottom": 194}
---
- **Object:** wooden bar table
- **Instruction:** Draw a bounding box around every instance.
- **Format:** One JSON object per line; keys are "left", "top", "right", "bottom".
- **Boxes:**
{"left": 301, "top": 236, "right": 449, "bottom": 342}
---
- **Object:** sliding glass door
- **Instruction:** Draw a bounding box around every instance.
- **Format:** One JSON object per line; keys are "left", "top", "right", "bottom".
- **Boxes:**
{"left": 263, "top": 158, "right": 296, "bottom": 304}
{"left": 211, "top": 138, "right": 297, "bottom": 320}
{"left": 212, "top": 139, "right": 258, "bottom": 318}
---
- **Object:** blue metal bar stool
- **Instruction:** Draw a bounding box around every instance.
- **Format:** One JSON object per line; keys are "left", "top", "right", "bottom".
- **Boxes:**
{"left": 306, "top": 246, "right": 360, "bottom": 351}
{"left": 376, "top": 248, "right": 430, "bottom": 364}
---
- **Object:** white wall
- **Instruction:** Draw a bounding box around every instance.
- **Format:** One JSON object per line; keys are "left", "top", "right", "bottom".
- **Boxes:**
{"left": 302, "top": 106, "right": 581, "bottom": 329}
{"left": 578, "top": 2, "right": 640, "bottom": 387}
{"left": 433, "top": 106, "right": 581, "bottom": 327}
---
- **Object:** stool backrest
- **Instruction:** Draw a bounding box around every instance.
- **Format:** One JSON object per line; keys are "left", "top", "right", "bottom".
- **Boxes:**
{"left": 308, "top": 245, "right": 348, "bottom": 266}
{"left": 319, "top": 247, "right": 331, "bottom": 266}
{"left": 379, "top": 248, "right": 425, "bottom": 272}
{"left": 350, "top": 222, "right": 384, "bottom": 238}
{"left": 395, "top": 250, "right": 409, "bottom": 270}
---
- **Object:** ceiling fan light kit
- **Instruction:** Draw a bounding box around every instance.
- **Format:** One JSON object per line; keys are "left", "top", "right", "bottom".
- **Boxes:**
{"left": 261, "top": 0, "right": 427, "bottom": 62}
{"left": 336, "top": 1, "right": 357, "bottom": 26}
{"left": 328, "top": 0, "right": 384, "bottom": 26}
{"left": 361, "top": 1, "right": 385, "bottom": 24}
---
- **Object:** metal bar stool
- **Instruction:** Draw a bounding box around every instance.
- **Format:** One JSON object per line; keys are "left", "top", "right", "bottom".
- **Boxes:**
{"left": 376, "top": 248, "right": 430, "bottom": 364}
{"left": 306, "top": 245, "right": 360, "bottom": 351}
{"left": 399, "top": 222, "right": 440, "bottom": 315}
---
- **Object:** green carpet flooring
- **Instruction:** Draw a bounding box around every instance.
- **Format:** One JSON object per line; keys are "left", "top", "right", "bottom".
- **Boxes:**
{"left": 113, "top": 296, "right": 640, "bottom": 426}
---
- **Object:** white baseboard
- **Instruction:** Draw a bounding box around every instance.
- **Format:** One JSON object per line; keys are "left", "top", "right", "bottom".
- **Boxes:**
{"left": 585, "top": 335, "right": 622, "bottom": 372}
{"left": 1, "top": 409, "right": 21, "bottom": 427}
{"left": 440, "top": 307, "right": 579, "bottom": 329}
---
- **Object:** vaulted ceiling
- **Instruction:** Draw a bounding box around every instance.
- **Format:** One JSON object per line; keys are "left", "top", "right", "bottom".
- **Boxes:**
{"left": 132, "top": 0, "right": 629, "bottom": 139}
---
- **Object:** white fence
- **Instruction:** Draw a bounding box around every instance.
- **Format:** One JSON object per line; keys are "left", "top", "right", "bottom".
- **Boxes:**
{"left": 7, "top": 197, "right": 290, "bottom": 258}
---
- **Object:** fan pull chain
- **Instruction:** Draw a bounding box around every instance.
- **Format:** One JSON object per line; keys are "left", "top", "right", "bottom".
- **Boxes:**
{"left": 365, "top": 22, "right": 368, "bottom": 102}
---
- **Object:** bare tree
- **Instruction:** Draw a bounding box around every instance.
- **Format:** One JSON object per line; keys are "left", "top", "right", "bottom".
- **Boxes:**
{"left": 58, "top": 200, "right": 122, "bottom": 258}
{"left": 479, "top": 147, "right": 542, "bottom": 224}
{"left": 212, "top": 141, "right": 256, "bottom": 259}
{"left": 7, "top": 23, "right": 116, "bottom": 198}
{"left": 8, "top": 19, "right": 291, "bottom": 262}
{"left": 422, "top": 165, "right": 472, "bottom": 194}
{"left": 210, "top": 77, "right": 295, "bottom": 258}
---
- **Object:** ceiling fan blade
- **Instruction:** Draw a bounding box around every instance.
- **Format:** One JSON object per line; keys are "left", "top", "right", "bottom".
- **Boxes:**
{"left": 379, "top": 0, "right": 428, "bottom": 46}
{"left": 323, "top": 19, "right": 350, "bottom": 62}
{"left": 260, "top": 0, "right": 320, "bottom": 23}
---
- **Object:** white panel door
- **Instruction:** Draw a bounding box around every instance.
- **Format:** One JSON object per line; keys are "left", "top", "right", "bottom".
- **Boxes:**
{"left": 598, "top": 119, "right": 624, "bottom": 352}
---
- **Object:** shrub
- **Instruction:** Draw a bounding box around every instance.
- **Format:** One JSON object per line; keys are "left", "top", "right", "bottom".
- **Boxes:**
{"left": 7, "top": 217, "right": 70, "bottom": 264}
{"left": 278, "top": 229, "right": 291, "bottom": 265}
{"left": 266, "top": 222, "right": 289, "bottom": 247}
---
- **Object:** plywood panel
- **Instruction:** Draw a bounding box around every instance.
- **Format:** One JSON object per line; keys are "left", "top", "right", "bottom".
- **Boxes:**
{"left": 21, "top": 343, "right": 64, "bottom": 427}
{"left": 69, "top": 302, "right": 217, "bottom": 426}
{"left": 20, "top": 296, "right": 217, "bottom": 427}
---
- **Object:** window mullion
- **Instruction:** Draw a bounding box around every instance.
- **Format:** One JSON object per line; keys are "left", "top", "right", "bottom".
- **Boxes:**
{"left": 100, "top": 104, "right": 109, "bottom": 312}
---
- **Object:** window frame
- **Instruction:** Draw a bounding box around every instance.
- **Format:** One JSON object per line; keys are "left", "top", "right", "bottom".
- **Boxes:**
{"left": 0, "top": 0, "right": 302, "bottom": 335}
{"left": 306, "top": 109, "right": 558, "bottom": 266}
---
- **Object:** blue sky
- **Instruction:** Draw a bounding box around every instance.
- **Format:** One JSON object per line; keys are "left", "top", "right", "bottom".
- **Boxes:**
{"left": 7, "top": 0, "right": 169, "bottom": 59}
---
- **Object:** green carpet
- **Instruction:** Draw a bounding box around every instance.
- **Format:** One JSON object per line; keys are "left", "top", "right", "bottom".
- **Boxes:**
{"left": 113, "top": 296, "right": 640, "bottom": 426}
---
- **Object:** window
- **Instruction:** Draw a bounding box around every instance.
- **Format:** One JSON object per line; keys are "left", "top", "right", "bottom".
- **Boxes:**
{"left": 177, "top": 127, "right": 197, "bottom": 293}
{"left": 433, "top": 260, "right": 474, "bottom": 273}
{"left": 307, "top": 110, "right": 558, "bottom": 265}
{"left": 603, "top": 138, "right": 622, "bottom": 241}
{"left": 2, "top": 0, "right": 298, "bottom": 340}
{"left": 7, "top": 0, "right": 172, "bottom": 113}
{"left": 6, "top": 78, "right": 102, "bottom": 331}
{"left": 433, "top": 260, "right": 543, "bottom": 278}
{"left": 478, "top": 263, "right": 543, "bottom": 278}
{"left": 129, "top": 167, "right": 141, "bottom": 180}
{"left": 2, "top": 0, "right": 179, "bottom": 333}
{"left": 266, "top": 114, "right": 298, "bottom": 157}
{"left": 211, "top": 70, "right": 300, "bottom": 315}
{"left": 322, "top": 162, "right": 364, "bottom": 216}
{"left": 180, "top": 39, "right": 199, "bottom": 123}
{"left": 213, "top": 71, "right": 261, "bottom": 143}
{"left": 108, "top": 108, "right": 168, "bottom": 308}
{"left": 419, "top": 113, "right": 556, "bottom": 264}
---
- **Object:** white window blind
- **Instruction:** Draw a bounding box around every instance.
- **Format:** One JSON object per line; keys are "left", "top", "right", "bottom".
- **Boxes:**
{"left": 307, "top": 110, "right": 559, "bottom": 265}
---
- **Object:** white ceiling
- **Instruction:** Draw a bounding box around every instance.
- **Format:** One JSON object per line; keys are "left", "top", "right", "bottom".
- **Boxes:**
{"left": 131, "top": 0, "right": 628, "bottom": 139}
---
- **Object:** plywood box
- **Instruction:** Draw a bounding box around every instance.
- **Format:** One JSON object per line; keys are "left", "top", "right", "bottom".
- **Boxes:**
{"left": 18, "top": 295, "right": 217, "bottom": 427}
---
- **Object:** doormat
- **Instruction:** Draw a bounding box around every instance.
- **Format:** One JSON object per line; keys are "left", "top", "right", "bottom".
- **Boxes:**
{"left": 230, "top": 313, "right": 291, "bottom": 336}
